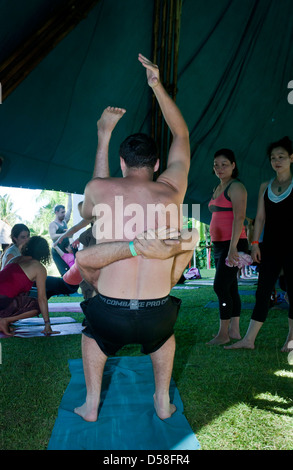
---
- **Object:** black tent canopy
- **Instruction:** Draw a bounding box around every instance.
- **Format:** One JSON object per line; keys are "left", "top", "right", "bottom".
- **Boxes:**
{"left": 0, "top": 0, "right": 292, "bottom": 224}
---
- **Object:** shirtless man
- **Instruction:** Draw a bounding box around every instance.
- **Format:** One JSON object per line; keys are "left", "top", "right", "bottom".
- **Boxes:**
{"left": 74, "top": 54, "right": 195, "bottom": 422}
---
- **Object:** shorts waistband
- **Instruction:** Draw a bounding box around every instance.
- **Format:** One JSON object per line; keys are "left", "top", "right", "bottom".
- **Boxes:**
{"left": 98, "top": 294, "right": 169, "bottom": 310}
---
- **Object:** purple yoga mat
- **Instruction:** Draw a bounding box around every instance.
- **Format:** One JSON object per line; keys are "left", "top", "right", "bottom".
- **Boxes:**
{"left": 0, "top": 322, "right": 83, "bottom": 338}
{"left": 48, "top": 302, "right": 82, "bottom": 312}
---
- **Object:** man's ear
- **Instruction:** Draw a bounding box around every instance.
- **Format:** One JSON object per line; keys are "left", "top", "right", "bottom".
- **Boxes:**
{"left": 120, "top": 156, "right": 126, "bottom": 172}
{"left": 154, "top": 158, "right": 160, "bottom": 172}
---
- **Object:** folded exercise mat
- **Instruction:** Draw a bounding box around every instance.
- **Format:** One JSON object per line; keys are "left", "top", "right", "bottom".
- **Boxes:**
{"left": 48, "top": 302, "right": 82, "bottom": 313}
{"left": 0, "top": 322, "right": 83, "bottom": 338}
{"left": 172, "top": 285, "right": 200, "bottom": 290}
{"left": 185, "top": 279, "right": 213, "bottom": 285}
{"left": 48, "top": 355, "right": 200, "bottom": 451}
{"left": 12, "top": 316, "right": 76, "bottom": 326}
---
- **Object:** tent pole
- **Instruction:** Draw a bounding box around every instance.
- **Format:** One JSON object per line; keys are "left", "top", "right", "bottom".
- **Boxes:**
{"left": 151, "top": 0, "right": 183, "bottom": 175}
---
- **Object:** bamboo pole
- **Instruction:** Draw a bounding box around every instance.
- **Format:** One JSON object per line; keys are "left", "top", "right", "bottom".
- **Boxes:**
{"left": 151, "top": 0, "right": 160, "bottom": 139}
{"left": 161, "top": 0, "right": 175, "bottom": 172}
{"left": 173, "top": 0, "right": 182, "bottom": 101}
{"left": 151, "top": 0, "right": 182, "bottom": 174}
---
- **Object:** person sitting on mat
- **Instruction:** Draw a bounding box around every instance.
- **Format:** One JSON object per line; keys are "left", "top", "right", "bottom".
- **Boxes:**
{"left": 1, "top": 223, "right": 30, "bottom": 269}
{"left": 73, "top": 53, "right": 196, "bottom": 422}
{"left": 0, "top": 236, "right": 60, "bottom": 336}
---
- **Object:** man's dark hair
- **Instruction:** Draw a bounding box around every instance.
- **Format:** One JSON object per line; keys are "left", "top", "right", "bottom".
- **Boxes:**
{"left": 54, "top": 204, "right": 65, "bottom": 213}
{"left": 119, "top": 133, "right": 158, "bottom": 169}
{"left": 21, "top": 236, "right": 51, "bottom": 265}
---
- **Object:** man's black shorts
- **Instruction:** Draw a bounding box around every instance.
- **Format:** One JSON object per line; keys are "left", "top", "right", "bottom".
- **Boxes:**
{"left": 81, "top": 293, "right": 182, "bottom": 356}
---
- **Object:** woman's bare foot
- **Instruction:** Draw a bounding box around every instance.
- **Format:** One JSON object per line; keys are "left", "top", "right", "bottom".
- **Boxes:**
{"left": 206, "top": 333, "right": 230, "bottom": 345}
{"left": 97, "top": 106, "right": 126, "bottom": 135}
{"left": 224, "top": 338, "right": 255, "bottom": 350}
{"left": 153, "top": 393, "right": 176, "bottom": 420}
{"left": 228, "top": 329, "right": 241, "bottom": 340}
{"left": 229, "top": 317, "right": 241, "bottom": 340}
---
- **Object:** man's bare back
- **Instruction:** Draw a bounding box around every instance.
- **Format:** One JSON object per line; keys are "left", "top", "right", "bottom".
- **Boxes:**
{"left": 86, "top": 174, "right": 183, "bottom": 299}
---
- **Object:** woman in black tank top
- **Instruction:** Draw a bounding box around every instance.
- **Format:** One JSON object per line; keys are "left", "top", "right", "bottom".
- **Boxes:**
{"left": 226, "top": 136, "right": 293, "bottom": 352}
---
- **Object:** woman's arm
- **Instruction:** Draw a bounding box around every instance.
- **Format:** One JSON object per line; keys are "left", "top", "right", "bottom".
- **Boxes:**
{"left": 52, "top": 244, "right": 64, "bottom": 258}
{"left": 35, "top": 264, "right": 59, "bottom": 336}
{"left": 2, "top": 252, "right": 15, "bottom": 267}
{"left": 250, "top": 182, "right": 268, "bottom": 263}
{"left": 227, "top": 182, "right": 247, "bottom": 265}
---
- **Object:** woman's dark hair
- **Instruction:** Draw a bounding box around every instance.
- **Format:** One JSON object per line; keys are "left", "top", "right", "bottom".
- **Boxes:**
{"left": 267, "top": 136, "right": 293, "bottom": 158}
{"left": 59, "top": 238, "right": 78, "bottom": 257}
{"left": 11, "top": 223, "right": 30, "bottom": 244}
{"left": 214, "top": 148, "right": 239, "bottom": 178}
{"left": 21, "top": 236, "right": 51, "bottom": 265}
{"left": 119, "top": 133, "right": 158, "bottom": 169}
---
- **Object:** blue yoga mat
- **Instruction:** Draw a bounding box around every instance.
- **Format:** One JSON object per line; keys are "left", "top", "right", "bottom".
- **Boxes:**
{"left": 48, "top": 356, "right": 200, "bottom": 451}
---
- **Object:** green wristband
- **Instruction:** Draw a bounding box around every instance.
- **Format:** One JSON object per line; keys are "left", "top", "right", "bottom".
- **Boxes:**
{"left": 129, "top": 240, "right": 137, "bottom": 257}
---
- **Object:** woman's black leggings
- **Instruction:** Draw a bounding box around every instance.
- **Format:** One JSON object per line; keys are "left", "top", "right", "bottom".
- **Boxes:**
{"left": 251, "top": 246, "right": 293, "bottom": 322}
{"left": 213, "top": 239, "right": 248, "bottom": 320}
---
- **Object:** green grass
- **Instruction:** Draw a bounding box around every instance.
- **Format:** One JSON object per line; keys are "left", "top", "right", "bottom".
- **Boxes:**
{"left": 1, "top": 286, "right": 292, "bottom": 451}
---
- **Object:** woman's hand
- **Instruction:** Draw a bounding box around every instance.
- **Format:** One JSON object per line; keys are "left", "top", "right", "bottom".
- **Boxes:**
{"left": 226, "top": 247, "right": 239, "bottom": 267}
{"left": 41, "top": 322, "right": 60, "bottom": 336}
{"left": 251, "top": 244, "right": 261, "bottom": 263}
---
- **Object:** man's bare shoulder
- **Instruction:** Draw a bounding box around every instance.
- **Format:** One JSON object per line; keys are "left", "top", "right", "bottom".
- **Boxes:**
{"left": 156, "top": 166, "right": 188, "bottom": 197}
{"left": 154, "top": 177, "right": 187, "bottom": 203}
{"left": 87, "top": 176, "right": 122, "bottom": 187}
{"left": 155, "top": 177, "right": 180, "bottom": 192}
{"left": 86, "top": 176, "right": 182, "bottom": 207}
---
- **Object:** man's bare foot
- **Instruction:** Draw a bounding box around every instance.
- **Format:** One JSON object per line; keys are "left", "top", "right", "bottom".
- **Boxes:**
{"left": 281, "top": 338, "right": 293, "bottom": 353}
{"left": 0, "top": 318, "right": 14, "bottom": 336}
{"left": 206, "top": 334, "right": 230, "bottom": 345}
{"left": 224, "top": 338, "right": 255, "bottom": 350}
{"left": 74, "top": 400, "right": 99, "bottom": 422}
{"left": 153, "top": 393, "right": 176, "bottom": 420}
{"left": 97, "top": 106, "right": 126, "bottom": 135}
